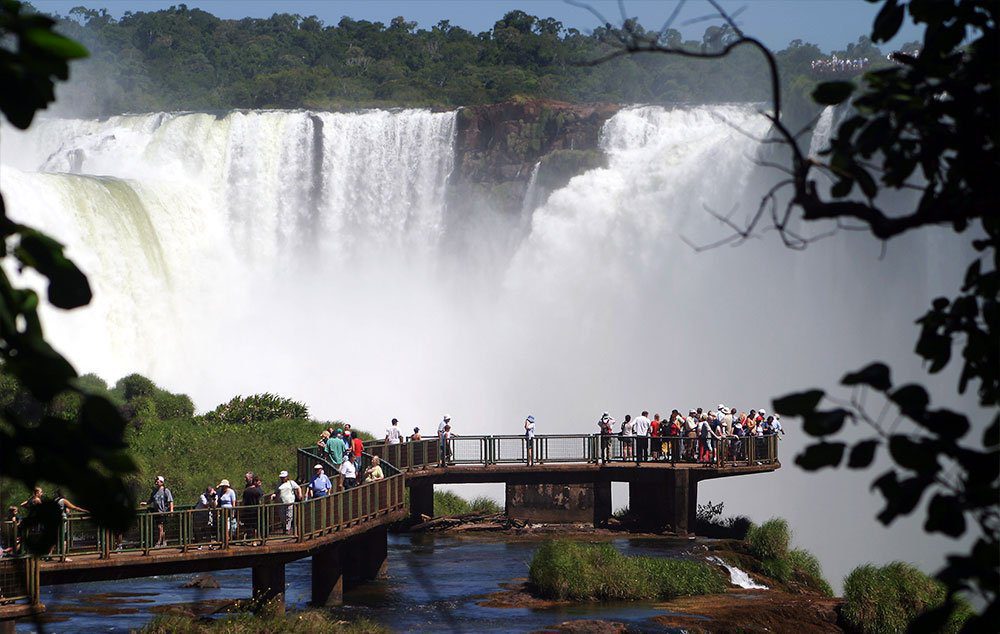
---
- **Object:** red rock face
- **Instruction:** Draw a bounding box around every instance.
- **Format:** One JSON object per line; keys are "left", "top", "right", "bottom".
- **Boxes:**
{"left": 454, "top": 98, "right": 621, "bottom": 185}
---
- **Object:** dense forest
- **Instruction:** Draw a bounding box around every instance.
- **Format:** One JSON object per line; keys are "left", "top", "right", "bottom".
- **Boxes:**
{"left": 34, "top": 3, "right": 903, "bottom": 120}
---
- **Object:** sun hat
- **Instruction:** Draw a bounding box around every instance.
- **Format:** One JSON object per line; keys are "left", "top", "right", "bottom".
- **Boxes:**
{"left": 279, "top": 470, "right": 289, "bottom": 478}
{"left": 443, "top": 415, "right": 451, "bottom": 422}
{"left": 313, "top": 464, "right": 323, "bottom": 470}
{"left": 527, "top": 415, "right": 535, "bottom": 422}
{"left": 218, "top": 479, "right": 230, "bottom": 487}
{"left": 155, "top": 475, "right": 165, "bottom": 483}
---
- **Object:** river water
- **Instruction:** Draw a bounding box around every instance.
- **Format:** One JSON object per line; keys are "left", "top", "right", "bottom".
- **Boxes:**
{"left": 24, "top": 534, "right": 703, "bottom": 633}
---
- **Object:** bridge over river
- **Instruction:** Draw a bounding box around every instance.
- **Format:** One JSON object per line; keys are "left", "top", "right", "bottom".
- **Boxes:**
{"left": 0, "top": 434, "right": 779, "bottom": 629}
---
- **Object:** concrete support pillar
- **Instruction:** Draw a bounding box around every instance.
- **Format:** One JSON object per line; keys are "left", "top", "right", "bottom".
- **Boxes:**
{"left": 251, "top": 562, "right": 286, "bottom": 614}
{"left": 627, "top": 471, "right": 700, "bottom": 535}
{"left": 593, "top": 480, "right": 612, "bottom": 527}
{"left": 361, "top": 525, "right": 389, "bottom": 580}
{"left": 409, "top": 481, "right": 434, "bottom": 522}
{"left": 311, "top": 545, "right": 344, "bottom": 606}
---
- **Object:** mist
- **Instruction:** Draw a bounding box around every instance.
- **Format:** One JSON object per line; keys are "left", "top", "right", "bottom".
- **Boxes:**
{"left": 0, "top": 103, "right": 979, "bottom": 593}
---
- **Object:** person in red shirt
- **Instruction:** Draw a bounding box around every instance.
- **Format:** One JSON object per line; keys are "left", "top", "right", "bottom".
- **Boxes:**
{"left": 351, "top": 435, "right": 364, "bottom": 473}
{"left": 650, "top": 414, "right": 661, "bottom": 461}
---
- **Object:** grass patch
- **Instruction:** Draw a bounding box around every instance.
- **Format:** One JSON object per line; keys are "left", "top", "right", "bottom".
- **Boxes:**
{"left": 728, "top": 517, "right": 831, "bottom": 596}
{"left": 788, "top": 549, "right": 833, "bottom": 597}
{"left": 842, "top": 562, "right": 971, "bottom": 634}
{"left": 430, "top": 490, "right": 502, "bottom": 516}
{"left": 529, "top": 540, "right": 726, "bottom": 601}
{"left": 744, "top": 518, "right": 790, "bottom": 560}
{"left": 141, "top": 611, "right": 387, "bottom": 633}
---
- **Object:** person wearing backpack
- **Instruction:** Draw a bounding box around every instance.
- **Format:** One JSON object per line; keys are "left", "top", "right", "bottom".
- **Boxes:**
{"left": 598, "top": 412, "right": 615, "bottom": 464}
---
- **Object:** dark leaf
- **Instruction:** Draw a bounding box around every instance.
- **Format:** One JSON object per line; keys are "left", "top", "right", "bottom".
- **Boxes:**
{"left": 23, "top": 28, "right": 90, "bottom": 59}
{"left": 889, "top": 383, "right": 930, "bottom": 417}
{"left": 795, "top": 442, "right": 845, "bottom": 470}
{"left": 848, "top": 440, "right": 879, "bottom": 468}
{"left": 831, "top": 178, "right": 853, "bottom": 198}
{"left": 772, "top": 389, "right": 824, "bottom": 416}
{"left": 15, "top": 230, "right": 92, "bottom": 308}
{"left": 984, "top": 414, "right": 998, "bottom": 448}
{"left": 914, "top": 332, "right": 951, "bottom": 373}
{"left": 841, "top": 362, "right": 892, "bottom": 391}
{"left": 812, "top": 81, "right": 855, "bottom": 105}
{"left": 872, "top": 0, "right": 905, "bottom": 42}
{"left": 871, "top": 471, "right": 930, "bottom": 524}
{"left": 18, "top": 500, "right": 62, "bottom": 554}
{"left": 803, "top": 408, "right": 850, "bottom": 436}
{"left": 924, "top": 494, "right": 966, "bottom": 537}
{"left": 914, "top": 408, "right": 970, "bottom": 441}
{"left": 888, "top": 435, "right": 940, "bottom": 473}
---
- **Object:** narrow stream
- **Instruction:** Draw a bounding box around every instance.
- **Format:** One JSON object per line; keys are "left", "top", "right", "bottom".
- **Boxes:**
{"left": 23, "top": 534, "right": 707, "bottom": 632}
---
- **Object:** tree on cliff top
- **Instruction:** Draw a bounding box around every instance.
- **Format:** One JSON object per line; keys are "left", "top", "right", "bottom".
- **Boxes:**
{"left": 597, "top": 0, "right": 996, "bottom": 629}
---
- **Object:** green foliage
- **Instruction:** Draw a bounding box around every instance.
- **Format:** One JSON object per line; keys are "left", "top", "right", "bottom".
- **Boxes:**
{"left": 745, "top": 518, "right": 791, "bottom": 561}
{"left": 469, "top": 495, "right": 502, "bottom": 514}
{"left": 787, "top": 549, "right": 833, "bottom": 597}
{"left": 529, "top": 540, "right": 726, "bottom": 601}
{"left": 841, "top": 562, "right": 971, "bottom": 634}
{"left": 142, "top": 611, "right": 388, "bottom": 634}
{"left": 114, "top": 373, "right": 157, "bottom": 401}
{"left": 0, "top": 0, "right": 137, "bottom": 547}
{"left": 432, "top": 490, "right": 470, "bottom": 516}
{"left": 204, "top": 394, "right": 309, "bottom": 425}
{"left": 27, "top": 5, "right": 868, "bottom": 119}
{"left": 760, "top": 556, "right": 792, "bottom": 583}
{"left": 695, "top": 500, "right": 752, "bottom": 539}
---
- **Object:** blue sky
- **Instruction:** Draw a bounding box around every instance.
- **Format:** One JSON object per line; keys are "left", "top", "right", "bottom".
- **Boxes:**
{"left": 35, "top": 0, "right": 924, "bottom": 53}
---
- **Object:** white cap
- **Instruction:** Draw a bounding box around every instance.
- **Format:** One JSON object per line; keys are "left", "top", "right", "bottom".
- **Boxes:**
{"left": 718, "top": 403, "right": 725, "bottom": 411}
{"left": 279, "top": 470, "right": 289, "bottom": 478}
{"left": 156, "top": 475, "right": 165, "bottom": 483}
{"left": 759, "top": 408, "right": 767, "bottom": 415}
{"left": 443, "top": 415, "right": 451, "bottom": 421}
{"left": 313, "top": 464, "right": 323, "bottom": 470}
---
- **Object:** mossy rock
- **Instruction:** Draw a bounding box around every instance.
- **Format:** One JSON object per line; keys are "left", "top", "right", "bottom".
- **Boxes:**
{"left": 538, "top": 149, "right": 606, "bottom": 190}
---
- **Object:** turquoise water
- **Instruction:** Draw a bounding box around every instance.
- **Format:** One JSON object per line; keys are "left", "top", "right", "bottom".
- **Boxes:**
{"left": 22, "top": 534, "right": 699, "bottom": 633}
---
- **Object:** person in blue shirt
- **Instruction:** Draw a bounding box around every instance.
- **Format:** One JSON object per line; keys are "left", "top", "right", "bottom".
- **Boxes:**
{"left": 309, "top": 464, "right": 333, "bottom": 498}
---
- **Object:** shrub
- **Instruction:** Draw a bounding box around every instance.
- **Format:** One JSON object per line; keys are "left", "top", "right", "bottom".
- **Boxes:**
{"left": 745, "top": 518, "right": 790, "bottom": 560}
{"left": 204, "top": 393, "right": 309, "bottom": 425}
{"left": 114, "top": 373, "right": 158, "bottom": 401}
{"left": 788, "top": 548, "right": 833, "bottom": 597}
{"left": 760, "top": 556, "right": 792, "bottom": 583}
{"left": 469, "top": 495, "right": 502, "bottom": 514}
{"left": 433, "top": 490, "right": 471, "bottom": 516}
{"left": 153, "top": 391, "right": 195, "bottom": 419}
{"left": 75, "top": 373, "right": 110, "bottom": 394}
{"left": 841, "top": 562, "right": 970, "bottom": 634}
{"left": 529, "top": 540, "right": 726, "bottom": 601}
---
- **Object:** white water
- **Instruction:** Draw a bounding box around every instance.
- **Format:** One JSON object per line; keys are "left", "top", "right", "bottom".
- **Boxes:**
{"left": 1, "top": 104, "right": 976, "bottom": 593}
{"left": 707, "top": 556, "right": 769, "bottom": 590}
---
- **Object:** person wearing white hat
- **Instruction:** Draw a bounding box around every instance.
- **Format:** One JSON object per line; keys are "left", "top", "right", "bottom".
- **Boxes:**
{"left": 438, "top": 416, "right": 451, "bottom": 466}
{"left": 146, "top": 475, "right": 173, "bottom": 547}
{"left": 271, "top": 470, "right": 301, "bottom": 534}
{"left": 217, "top": 479, "right": 238, "bottom": 537}
{"left": 524, "top": 415, "right": 536, "bottom": 465}
{"left": 308, "top": 464, "right": 332, "bottom": 499}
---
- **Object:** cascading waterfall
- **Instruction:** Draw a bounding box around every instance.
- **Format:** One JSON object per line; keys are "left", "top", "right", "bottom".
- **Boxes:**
{"left": 1, "top": 104, "right": 970, "bottom": 592}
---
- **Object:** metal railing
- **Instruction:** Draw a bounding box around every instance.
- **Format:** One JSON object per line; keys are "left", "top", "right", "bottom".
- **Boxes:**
{"left": 2, "top": 454, "right": 406, "bottom": 563}
{"left": 0, "top": 557, "right": 39, "bottom": 605}
{"left": 362, "top": 434, "right": 779, "bottom": 468}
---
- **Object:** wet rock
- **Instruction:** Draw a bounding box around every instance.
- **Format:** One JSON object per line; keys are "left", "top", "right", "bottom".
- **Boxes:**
{"left": 541, "top": 619, "right": 631, "bottom": 633}
{"left": 182, "top": 573, "right": 220, "bottom": 589}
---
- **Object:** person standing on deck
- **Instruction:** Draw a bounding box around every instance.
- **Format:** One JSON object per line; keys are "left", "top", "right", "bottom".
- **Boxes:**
{"left": 270, "top": 471, "right": 301, "bottom": 534}
{"left": 386, "top": 418, "right": 403, "bottom": 444}
{"left": 217, "top": 479, "right": 238, "bottom": 538}
{"left": 524, "top": 415, "right": 536, "bottom": 465}
{"left": 634, "top": 411, "right": 651, "bottom": 462}
{"left": 438, "top": 416, "right": 450, "bottom": 466}
{"left": 598, "top": 412, "right": 615, "bottom": 464}
{"left": 326, "top": 429, "right": 346, "bottom": 467}
{"left": 309, "top": 465, "right": 333, "bottom": 498}
{"left": 146, "top": 476, "right": 174, "bottom": 548}
{"left": 650, "top": 414, "right": 662, "bottom": 460}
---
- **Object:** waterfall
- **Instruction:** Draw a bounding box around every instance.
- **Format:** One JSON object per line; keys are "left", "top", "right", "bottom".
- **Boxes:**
{"left": 1, "top": 102, "right": 971, "bottom": 596}
{"left": 707, "top": 556, "right": 769, "bottom": 590}
{"left": 520, "top": 161, "right": 543, "bottom": 216}
{"left": 809, "top": 106, "right": 836, "bottom": 157}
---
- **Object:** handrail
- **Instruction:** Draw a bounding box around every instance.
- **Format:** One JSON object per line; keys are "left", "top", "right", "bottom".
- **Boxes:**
{"left": 358, "top": 433, "right": 779, "bottom": 469}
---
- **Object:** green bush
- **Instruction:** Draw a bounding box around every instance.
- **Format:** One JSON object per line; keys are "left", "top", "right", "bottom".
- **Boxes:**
{"left": 153, "top": 391, "right": 195, "bottom": 419}
{"left": 788, "top": 548, "right": 833, "bottom": 597}
{"left": 469, "top": 495, "right": 502, "bottom": 514}
{"left": 114, "top": 373, "right": 158, "bottom": 401}
{"left": 529, "top": 540, "right": 726, "bottom": 601}
{"left": 842, "top": 562, "right": 971, "bottom": 634}
{"left": 760, "top": 556, "right": 792, "bottom": 583}
{"left": 204, "top": 393, "right": 309, "bottom": 425}
{"left": 745, "top": 518, "right": 791, "bottom": 560}
{"left": 433, "top": 490, "right": 471, "bottom": 516}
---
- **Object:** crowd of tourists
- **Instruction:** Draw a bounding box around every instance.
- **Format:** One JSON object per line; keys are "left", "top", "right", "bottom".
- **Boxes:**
{"left": 810, "top": 56, "right": 870, "bottom": 74}
{"left": 595, "top": 406, "right": 784, "bottom": 465}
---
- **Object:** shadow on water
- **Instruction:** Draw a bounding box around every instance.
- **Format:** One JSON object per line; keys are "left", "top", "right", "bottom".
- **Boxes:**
{"left": 25, "top": 534, "right": 699, "bottom": 633}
